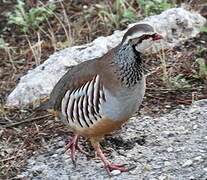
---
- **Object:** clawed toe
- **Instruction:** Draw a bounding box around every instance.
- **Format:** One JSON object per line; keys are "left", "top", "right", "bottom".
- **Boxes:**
{"left": 105, "top": 164, "right": 129, "bottom": 176}
{"left": 63, "top": 134, "right": 89, "bottom": 164}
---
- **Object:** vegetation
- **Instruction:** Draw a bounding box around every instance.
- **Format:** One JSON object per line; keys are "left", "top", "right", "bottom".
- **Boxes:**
{"left": 5, "top": 0, "right": 56, "bottom": 33}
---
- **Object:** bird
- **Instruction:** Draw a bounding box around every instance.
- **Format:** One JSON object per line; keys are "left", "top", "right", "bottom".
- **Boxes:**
{"left": 37, "top": 24, "right": 163, "bottom": 176}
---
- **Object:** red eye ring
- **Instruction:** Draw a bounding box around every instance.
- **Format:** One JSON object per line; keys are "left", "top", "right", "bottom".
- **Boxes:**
{"left": 152, "top": 33, "right": 163, "bottom": 41}
{"left": 140, "top": 33, "right": 163, "bottom": 41}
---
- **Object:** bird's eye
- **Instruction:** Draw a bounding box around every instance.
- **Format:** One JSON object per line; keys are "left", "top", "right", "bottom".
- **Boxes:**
{"left": 151, "top": 33, "right": 163, "bottom": 41}
{"left": 134, "top": 34, "right": 151, "bottom": 44}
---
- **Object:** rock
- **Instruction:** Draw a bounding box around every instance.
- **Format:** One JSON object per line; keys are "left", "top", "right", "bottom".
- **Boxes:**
{"left": 164, "top": 161, "right": 171, "bottom": 166}
{"left": 111, "top": 170, "right": 121, "bottom": 176}
{"left": 15, "top": 172, "right": 29, "bottom": 179}
{"left": 204, "top": 168, "right": 207, "bottom": 172}
{"left": 159, "top": 175, "right": 167, "bottom": 180}
{"left": 51, "top": 153, "right": 58, "bottom": 158}
{"left": 182, "top": 160, "right": 193, "bottom": 167}
{"left": 167, "top": 147, "right": 173, "bottom": 152}
{"left": 194, "top": 156, "right": 202, "bottom": 161}
{"left": 193, "top": 125, "right": 198, "bottom": 129}
{"left": 6, "top": 8, "right": 206, "bottom": 106}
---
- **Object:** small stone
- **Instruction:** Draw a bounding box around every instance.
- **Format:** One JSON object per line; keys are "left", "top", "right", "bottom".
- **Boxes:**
{"left": 56, "top": 148, "right": 64, "bottom": 154}
{"left": 204, "top": 168, "right": 207, "bottom": 172}
{"left": 5, "top": 148, "right": 14, "bottom": 154}
{"left": 153, "top": 162, "right": 163, "bottom": 169}
{"left": 199, "top": 149, "right": 206, "bottom": 153}
{"left": 167, "top": 147, "right": 173, "bottom": 152}
{"left": 182, "top": 160, "right": 193, "bottom": 167}
{"left": 200, "top": 40, "right": 206, "bottom": 44}
{"left": 164, "top": 161, "right": 171, "bottom": 166}
{"left": 179, "top": 105, "right": 185, "bottom": 109}
{"left": 193, "top": 125, "right": 198, "bottom": 129}
{"left": 162, "top": 131, "right": 175, "bottom": 137}
{"left": 94, "top": 159, "right": 100, "bottom": 163}
{"left": 111, "top": 170, "right": 121, "bottom": 176}
{"left": 189, "top": 108, "right": 197, "bottom": 113}
{"left": 194, "top": 156, "right": 202, "bottom": 161}
{"left": 177, "top": 126, "right": 185, "bottom": 131}
{"left": 52, "top": 154, "right": 58, "bottom": 158}
{"left": 179, "top": 147, "right": 186, "bottom": 151}
{"left": 190, "top": 116, "right": 197, "bottom": 120}
{"left": 61, "top": 174, "right": 70, "bottom": 180}
{"left": 0, "top": 129, "right": 3, "bottom": 136}
{"left": 57, "top": 141, "right": 65, "bottom": 147}
{"left": 15, "top": 172, "right": 29, "bottom": 179}
{"left": 189, "top": 176, "right": 195, "bottom": 180}
{"left": 159, "top": 175, "right": 167, "bottom": 180}
{"left": 27, "top": 159, "right": 35, "bottom": 165}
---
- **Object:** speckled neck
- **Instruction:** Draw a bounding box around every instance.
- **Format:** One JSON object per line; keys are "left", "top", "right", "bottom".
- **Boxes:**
{"left": 111, "top": 44, "right": 144, "bottom": 88}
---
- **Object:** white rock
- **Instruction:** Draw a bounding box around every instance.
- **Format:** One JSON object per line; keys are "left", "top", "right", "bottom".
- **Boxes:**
{"left": 204, "top": 168, "right": 207, "bottom": 172}
{"left": 6, "top": 8, "right": 206, "bottom": 106}
{"left": 194, "top": 156, "right": 202, "bottom": 161}
{"left": 15, "top": 172, "right": 29, "bottom": 179}
{"left": 191, "top": 116, "right": 198, "bottom": 120}
{"left": 182, "top": 160, "right": 193, "bottom": 167}
{"left": 193, "top": 125, "right": 198, "bottom": 129}
{"left": 167, "top": 147, "right": 173, "bottom": 152}
{"left": 189, "top": 176, "right": 195, "bottom": 180}
{"left": 51, "top": 153, "right": 58, "bottom": 158}
{"left": 111, "top": 170, "right": 121, "bottom": 176}
{"left": 159, "top": 175, "right": 167, "bottom": 180}
{"left": 164, "top": 161, "right": 171, "bottom": 166}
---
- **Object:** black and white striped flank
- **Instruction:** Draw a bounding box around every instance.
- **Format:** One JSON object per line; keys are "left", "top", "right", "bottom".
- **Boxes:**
{"left": 61, "top": 75, "right": 106, "bottom": 128}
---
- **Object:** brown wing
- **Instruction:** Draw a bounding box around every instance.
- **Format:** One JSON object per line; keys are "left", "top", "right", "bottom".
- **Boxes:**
{"left": 50, "top": 60, "right": 98, "bottom": 111}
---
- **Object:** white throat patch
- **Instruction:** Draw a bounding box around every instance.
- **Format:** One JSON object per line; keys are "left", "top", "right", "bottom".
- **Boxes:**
{"left": 135, "top": 38, "right": 154, "bottom": 53}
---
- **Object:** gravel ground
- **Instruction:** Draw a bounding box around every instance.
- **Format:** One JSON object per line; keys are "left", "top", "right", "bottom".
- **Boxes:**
{"left": 16, "top": 100, "right": 207, "bottom": 180}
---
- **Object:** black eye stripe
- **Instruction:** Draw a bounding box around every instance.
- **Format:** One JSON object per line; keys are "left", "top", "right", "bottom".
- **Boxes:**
{"left": 141, "top": 34, "right": 156, "bottom": 40}
{"left": 130, "top": 33, "right": 157, "bottom": 45}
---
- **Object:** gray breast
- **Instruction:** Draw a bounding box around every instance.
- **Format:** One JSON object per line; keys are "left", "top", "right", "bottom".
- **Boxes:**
{"left": 100, "top": 77, "right": 146, "bottom": 121}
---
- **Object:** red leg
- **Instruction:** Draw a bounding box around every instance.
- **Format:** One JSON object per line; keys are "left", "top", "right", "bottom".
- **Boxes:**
{"left": 63, "top": 134, "right": 89, "bottom": 165}
{"left": 96, "top": 148, "right": 129, "bottom": 176}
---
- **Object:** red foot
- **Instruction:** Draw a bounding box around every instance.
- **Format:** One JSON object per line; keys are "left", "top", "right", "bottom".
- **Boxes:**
{"left": 105, "top": 163, "right": 129, "bottom": 175}
{"left": 63, "top": 134, "right": 89, "bottom": 165}
{"left": 96, "top": 148, "right": 129, "bottom": 176}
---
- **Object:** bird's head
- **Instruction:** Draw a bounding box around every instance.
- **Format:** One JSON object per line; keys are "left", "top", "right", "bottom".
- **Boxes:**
{"left": 121, "top": 24, "right": 163, "bottom": 53}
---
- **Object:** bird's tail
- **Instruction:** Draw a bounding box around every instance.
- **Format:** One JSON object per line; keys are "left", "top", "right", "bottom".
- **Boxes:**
{"left": 35, "top": 99, "right": 53, "bottom": 111}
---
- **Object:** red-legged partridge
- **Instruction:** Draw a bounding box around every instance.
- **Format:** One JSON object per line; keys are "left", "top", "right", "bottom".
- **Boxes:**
{"left": 37, "top": 24, "right": 163, "bottom": 176}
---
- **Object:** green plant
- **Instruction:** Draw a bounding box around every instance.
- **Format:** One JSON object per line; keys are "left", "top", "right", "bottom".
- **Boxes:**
{"left": 87, "top": 0, "right": 140, "bottom": 29}
{"left": 0, "top": 170, "right": 5, "bottom": 175}
{"left": 0, "top": 37, "right": 16, "bottom": 71}
{"left": 136, "top": 0, "right": 174, "bottom": 16}
{"left": 198, "top": 26, "right": 207, "bottom": 33}
{"left": 192, "top": 58, "right": 207, "bottom": 80}
{"left": 5, "top": 0, "right": 56, "bottom": 33}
